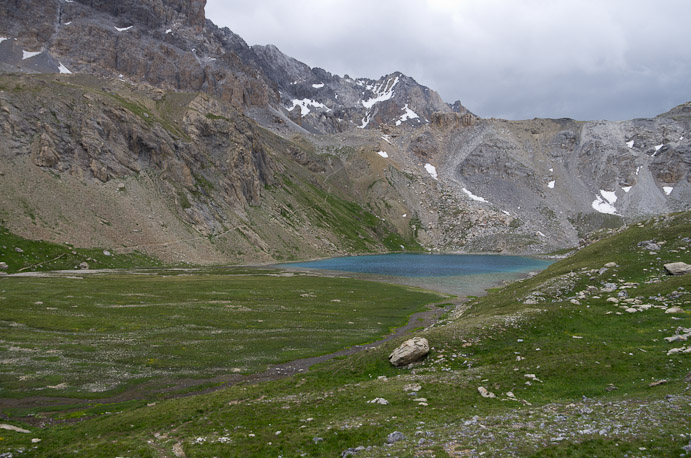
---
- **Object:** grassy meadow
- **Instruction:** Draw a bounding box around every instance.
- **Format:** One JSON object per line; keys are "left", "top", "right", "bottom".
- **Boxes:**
{"left": 0, "top": 269, "right": 443, "bottom": 399}
{"left": 0, "top": 213, "right": 689, "bottom": 457}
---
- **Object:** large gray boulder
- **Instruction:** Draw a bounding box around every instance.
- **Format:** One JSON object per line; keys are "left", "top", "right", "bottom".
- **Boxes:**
{"left": 664, "top": 262, "right": 691, "bottom": 276}
{"left": 389, "top": 337, "right": 429, "bottom": 367}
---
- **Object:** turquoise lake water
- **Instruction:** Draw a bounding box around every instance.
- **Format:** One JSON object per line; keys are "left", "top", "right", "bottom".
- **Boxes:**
{"left": 280, "top": 253, "right": 553, "bottom": 296}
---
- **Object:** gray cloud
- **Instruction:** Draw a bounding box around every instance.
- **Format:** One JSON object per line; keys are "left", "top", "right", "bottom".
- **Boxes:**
{"left": 206, "top": 0, "right": 691, "bottom": 120}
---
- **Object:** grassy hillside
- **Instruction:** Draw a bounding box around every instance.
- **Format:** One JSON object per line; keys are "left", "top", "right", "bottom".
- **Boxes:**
{"left": 0, "top": 226, "right": 161, "bottom": 273}
{"left": 0, "top": 213, "right": 689, "bottom": 457}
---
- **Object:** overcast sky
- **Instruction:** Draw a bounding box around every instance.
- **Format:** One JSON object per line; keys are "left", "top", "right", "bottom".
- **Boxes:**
{"left": 205, "top": 0, "right": 691, "bottom": 121}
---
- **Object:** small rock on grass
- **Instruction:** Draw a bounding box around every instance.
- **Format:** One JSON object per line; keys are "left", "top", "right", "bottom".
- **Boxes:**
{"left": 0, "top": 424, "right": 30, "bottom": 433}
{"left": 403, "top": 383, "right": 422, "bottom": 392}
{"left": 649, "top": 379, "right": 668, "bottom": 387}
{"left": 478, "top": 386, "right": 496, "bottom": 398}
{"left": 601, "top": 283, "right": 618, "bottom": 293}
{"left": 387, "top": 431, "right": 406, "bottom": 444}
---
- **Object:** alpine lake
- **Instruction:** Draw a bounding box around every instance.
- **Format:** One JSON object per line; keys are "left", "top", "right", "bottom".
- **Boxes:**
{"left": 279, "top": 253, "right": 553, "bottom": 296}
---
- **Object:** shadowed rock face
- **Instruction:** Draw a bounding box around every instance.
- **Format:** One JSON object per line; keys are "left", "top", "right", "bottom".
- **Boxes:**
{"left": 73, "top": 0, "right": 207, "bottom": 33}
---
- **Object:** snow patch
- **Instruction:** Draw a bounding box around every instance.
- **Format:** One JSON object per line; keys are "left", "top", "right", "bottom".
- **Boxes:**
{"left": 663, "top": 186, "right": 673, "bottom": 195}
{"left": 377, "top": 151, "right": 389, "bottom": 159}
{"left": 600, "top": 190, "right": 617, "bottom": 204}
{"left": 591, "top": 190, "right": 617, "bottom": 215}
{"left": 462, "top": 188, "right": 488, "bottom": 203}
{"left": 362, "top": 76, "right": 399, "bottom": 109}
{"left": 64, "top": 21, "right": 72, "bottom": 25}
{"left": 549, "top": 168, "right": 554, "bottom": 172}
{"left": 395, "top": 103, "right": 419, "bottom": 126}
{"left": 57, "top": 62, "right": 72, "bottom": 74}
{"left": 636, "top": 166, "right": 641, "bottom": 176}
{"left": 402, "top": 214, "right": 407, "bottom": 218}
{"left": 381, "top": 135, "right": 392, "bottom": 145}
{"left": 312, "top": 83, "right": 324, "bottom": 89}
{"left": 287, "top": 98, "right": 330, "bottom": 117}
{"left": 502, "top": 210, "right": 511, "bottom": 216}
{"left": 22, "top": 50, "right": 41, "bottom": 60}
{"left": 592, "top": 196, "right": 617, "bottom": 215}
{"left": 652, "top": 144, "right": 663, "bottom": 157}
{"left": 537, "top": 231, "right": 546, "bottom": 238}
{"left": 621, "top": 186, "right": 632, "bottom": 193}
{"left": 165, "top": 29, "right": 172, "bottom": 34}
{"left": 547, "top": 180, "right": 555, "bottom": 189}
{"left": 626, "top": 140, "right": 634, "bottom": 148}
{"left": 0, "top": 37, "right": 7, "bottom": 44}
{"left": 115, "top": 26, "right": 133, "bottom": 32}
{"left": 680, "top": 136, "right": 685, "bottom": 141}
{"left": 359, "top": 112, "right": 372, "bottom": 129}
{"left": 424, "top": 163, "right": 438, "bottom": 180}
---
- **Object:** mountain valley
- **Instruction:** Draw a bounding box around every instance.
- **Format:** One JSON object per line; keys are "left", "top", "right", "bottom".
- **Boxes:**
{"left": 0, "top": 2, "right": 690, "bottom": 457}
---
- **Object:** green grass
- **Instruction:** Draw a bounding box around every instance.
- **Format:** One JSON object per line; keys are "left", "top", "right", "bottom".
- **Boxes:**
{"left": 0, "top": 227, "right": 161, "bottom": 273}
{"left": 205, "top": 113, "right": 231, "bottom": 122}
{"left": 0, "top": 213, "right": 689, "bottom": 457}
{"left": 279, "top": 178, "right": 421, "bottom": 253}
{"left": 0, "top": 269, "right": 442, "bottom": 399}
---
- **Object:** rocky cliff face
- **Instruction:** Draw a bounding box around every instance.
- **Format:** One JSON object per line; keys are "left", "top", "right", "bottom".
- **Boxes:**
{"left": 0, "top": 0, "right": 275, "bottom": 108}
{"left": 0, "top": 74, "right": 422, "bottom": 263}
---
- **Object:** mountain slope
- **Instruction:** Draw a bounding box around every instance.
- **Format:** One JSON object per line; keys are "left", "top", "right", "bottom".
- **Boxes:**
{"left": 0, "top": 0, "right": 689, "bottom": 262}
{"left": 0, "top": 74, "right": 419, "bottom": 263}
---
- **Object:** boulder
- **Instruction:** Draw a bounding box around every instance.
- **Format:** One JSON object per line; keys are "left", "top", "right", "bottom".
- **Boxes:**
{"left": 0, "top": 261, "right": 7, "bottom": 270}
{"left": 389, "top": 337, "right": 429, "bottom": 367}
{"left": 664, "top": 262, "right": 691, "bottom": 276}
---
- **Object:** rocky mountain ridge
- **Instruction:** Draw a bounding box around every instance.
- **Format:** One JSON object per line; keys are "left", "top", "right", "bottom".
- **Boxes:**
{"left": 0, "top": 0, "right": 689, "bottom": 262}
